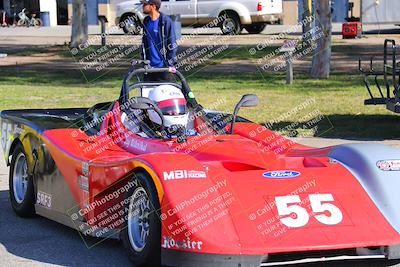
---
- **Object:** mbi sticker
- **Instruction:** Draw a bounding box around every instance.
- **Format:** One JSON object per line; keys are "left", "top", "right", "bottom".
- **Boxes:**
{"left": 263, "top": 170, "right": 301, "bottom": 179}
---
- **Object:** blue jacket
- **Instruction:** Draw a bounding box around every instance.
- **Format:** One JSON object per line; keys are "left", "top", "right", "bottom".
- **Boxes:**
{"left": 142, "top": 12, "right": 177, "bottom": 67}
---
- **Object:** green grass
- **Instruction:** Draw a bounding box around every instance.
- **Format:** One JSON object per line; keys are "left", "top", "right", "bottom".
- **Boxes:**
{"left": 0, "top": 68, "right": 399, "bottom": 139}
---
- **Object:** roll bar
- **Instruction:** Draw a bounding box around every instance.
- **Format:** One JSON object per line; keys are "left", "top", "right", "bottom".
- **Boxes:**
{"left": 118, "top": 60, "right": 225, "bottom": 135}
{"left": 119, "top": 60, "right": 198, "bottom": 108}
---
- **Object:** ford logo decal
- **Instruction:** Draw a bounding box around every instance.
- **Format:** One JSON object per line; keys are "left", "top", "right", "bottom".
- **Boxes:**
{"left": 263, "top": 171, "right": 301, "bottom": 179}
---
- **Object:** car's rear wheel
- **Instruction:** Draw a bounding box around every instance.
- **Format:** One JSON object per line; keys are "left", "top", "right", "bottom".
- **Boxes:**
{"left": 245, "top": 24, "right": 266, "bottom": 34}
{"left": 9, "top": 143, "right": 35, "bottom": 217}
{"left": 121, "top": 14, "right": 142, "bottom": 35}
{"left": 121, "top": 172, "right": 161, "bottom": 267}
{"left": 219, "top": 12, "right": 242, "bottom": 35}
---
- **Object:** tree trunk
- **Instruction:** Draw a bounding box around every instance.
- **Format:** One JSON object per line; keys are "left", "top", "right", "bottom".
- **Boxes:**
{"left": 310, "top": 0, "right": 332, "bottom": 79}
{"left": 70, "top": 0, "right": 88, "bottom": 48}
{"left": 302, "top": 0, "right": 312, "bottom": 36}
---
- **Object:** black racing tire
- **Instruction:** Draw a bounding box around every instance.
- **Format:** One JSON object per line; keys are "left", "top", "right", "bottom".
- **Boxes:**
{"left": 9, "top": 143, "right": 36, "bottom": 217}
{"left": 121, "top": 172, "right": 161, "bottom": 267}
{"left": 121, "top": 14, "right": 142, "bottom": 35}
{"left": 245, "top": 24, "right": 266, "bottom": 34}
{"left": 219, "top": 12, "right": 242, "bottom": 35}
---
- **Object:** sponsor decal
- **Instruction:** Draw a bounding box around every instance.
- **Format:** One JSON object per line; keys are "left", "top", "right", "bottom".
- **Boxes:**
{"left": 377, "top": 160, "right": 400, "bottom": 171}
{"left": 78, "top": 175, "right": 89, "bottom": 191}
{"left": 1, "top": 122, "right": 24, "bottom": 152}
{"left": 162, "top": 236, "right": 203, "bottom": 250}
{"left": 263, "top": 170, "right": 301, "bottom": 179}
{"left": 82, "top": 162, "right": 90, "bottom": 176}
{"left": 163, "top": 170, "right": 207, "bottom": 181}
{"left": 126, "top": 138, "right": 148, "bottom": 152}
{"left": 37, "top": 191, "right": 52, "bottom": 209}
{"left": 161, "top": 88, "right": 181, "bottom": 97}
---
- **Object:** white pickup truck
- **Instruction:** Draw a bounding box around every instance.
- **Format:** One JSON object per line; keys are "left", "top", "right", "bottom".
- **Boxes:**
{"left": 116, "top": 0, "right": 283, "bottom": 35}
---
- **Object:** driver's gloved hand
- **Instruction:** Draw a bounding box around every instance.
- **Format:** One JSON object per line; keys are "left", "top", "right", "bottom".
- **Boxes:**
{"left": 166, "top": 125, "right": 187, "bottom": 143}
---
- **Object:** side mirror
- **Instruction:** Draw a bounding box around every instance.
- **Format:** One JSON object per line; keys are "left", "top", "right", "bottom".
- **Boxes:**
{"left": 238, "top": 94, "right": 259, "bottom": 108}
{"left": 230, "top": 94, "right": 259, "bottom": 134}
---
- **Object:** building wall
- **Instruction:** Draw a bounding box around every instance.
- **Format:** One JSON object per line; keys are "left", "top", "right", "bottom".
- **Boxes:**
{"left": 40, "top": 0, "right": 57, "bottom": 26}
{"left": 67, "top": 3, "right": 72, "bottom": 23}
{"left": 68, "top": 0, "right": 114, "bottom": 26}
{"left": 282, "top": 0, "right": 298, "bottom": 25}
{"left": 350, "top": 0, "right": 360, "bottom": 18}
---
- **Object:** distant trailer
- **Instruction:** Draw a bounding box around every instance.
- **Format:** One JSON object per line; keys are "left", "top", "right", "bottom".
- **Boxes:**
{"left": 361, "top": 0, "right": 400, "bottom": 25}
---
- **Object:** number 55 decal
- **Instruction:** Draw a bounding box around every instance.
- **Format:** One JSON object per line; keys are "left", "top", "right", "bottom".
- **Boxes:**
{"left": 275, "top": 194, "right": 343, "bottom": 228}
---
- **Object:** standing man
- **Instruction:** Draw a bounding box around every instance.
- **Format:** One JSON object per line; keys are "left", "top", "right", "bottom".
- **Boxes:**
{"left": 141, "top": 0, "right": 177, "bottom": 81}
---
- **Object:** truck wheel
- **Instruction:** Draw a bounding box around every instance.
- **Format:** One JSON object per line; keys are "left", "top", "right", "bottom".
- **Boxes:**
{"left": 9, "top": 143, "right": 35, "bottom": 217}
{"left": 121, "top": 172, "right": 161, "bottom": 267}
{"left": 245, "top": 24, "right": 266, "bottom": 34}
{"left": 121, "top": 14, "right": 142, "bottom": 35}
{"left": 220, "top": 12, "right": 242, "bottom": 35}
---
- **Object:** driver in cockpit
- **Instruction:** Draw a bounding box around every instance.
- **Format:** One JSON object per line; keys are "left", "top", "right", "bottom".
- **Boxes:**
{"left": 122, "top": 85, "right": 197, "bottom": 139}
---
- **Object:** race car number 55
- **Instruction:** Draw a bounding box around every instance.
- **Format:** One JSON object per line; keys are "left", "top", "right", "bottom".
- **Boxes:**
{"left": 275, "top": 194, "right": 343, "bottom": 228}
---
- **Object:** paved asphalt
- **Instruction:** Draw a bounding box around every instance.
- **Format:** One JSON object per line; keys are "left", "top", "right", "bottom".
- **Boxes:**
{"left": 0, "top": 155, "right": 130, "bottom": 266}
{"left": 0, "top": 138, "right": 400, "bottom": 266}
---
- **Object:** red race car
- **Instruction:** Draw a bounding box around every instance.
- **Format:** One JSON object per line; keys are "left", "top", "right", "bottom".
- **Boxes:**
{"left": 2, "top": 61, "right": 400, "bottom": 267}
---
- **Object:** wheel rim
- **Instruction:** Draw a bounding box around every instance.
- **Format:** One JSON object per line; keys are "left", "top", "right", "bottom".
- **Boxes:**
{"left": 127, "top": 187, "right": 151, "bottom": 252}
{"left": 13, "top": 153, "right": 28, "bottom": 204}
{"left": 222, "top": 18, "right": 236, "bottom": 33}
{"left": 124, "top": 19, "right": 139, "bottom": 33}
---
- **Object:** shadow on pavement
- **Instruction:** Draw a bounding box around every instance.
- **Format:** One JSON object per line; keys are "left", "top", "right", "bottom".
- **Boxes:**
{"left": 0, "top": 190, "right": 131, "bottom": 266}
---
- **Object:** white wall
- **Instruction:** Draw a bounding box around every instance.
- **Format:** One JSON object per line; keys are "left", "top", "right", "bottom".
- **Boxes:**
{"left": 3, "top": 0, "right": 11, "bottom": 15}
{"left": 40, "top": 0, "right": 57, "bottom": 26}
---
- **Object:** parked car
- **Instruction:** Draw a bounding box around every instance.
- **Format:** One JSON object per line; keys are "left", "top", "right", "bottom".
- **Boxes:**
{"left": 116, "top": 0, "right": 283, "bottom": 35}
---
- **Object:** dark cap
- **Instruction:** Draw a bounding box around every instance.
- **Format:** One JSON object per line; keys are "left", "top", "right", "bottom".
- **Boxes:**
{"left": 140, "top": 0, "right": 161, "bottom": 9}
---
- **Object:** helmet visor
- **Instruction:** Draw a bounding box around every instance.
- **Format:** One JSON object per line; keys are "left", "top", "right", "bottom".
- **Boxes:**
{"left": 158, "top": 98, "right": 187, "bottom": 116}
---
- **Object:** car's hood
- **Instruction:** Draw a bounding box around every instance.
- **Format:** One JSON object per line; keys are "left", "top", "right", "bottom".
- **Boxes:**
{"left": 159, "top": 151, "right": 400, "bottom": 255}
{"left": 154, "top": 128, "right": 400, "bottom": 255}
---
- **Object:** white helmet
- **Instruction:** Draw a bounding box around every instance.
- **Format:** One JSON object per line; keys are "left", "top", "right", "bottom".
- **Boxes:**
{"left": 148, "top": 85, "right": 189, "bottom": 131}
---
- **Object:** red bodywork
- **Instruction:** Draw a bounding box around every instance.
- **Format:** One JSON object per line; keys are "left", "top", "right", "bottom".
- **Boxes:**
{"left": 41, "top": 103, "right": 400, "bottom": 257}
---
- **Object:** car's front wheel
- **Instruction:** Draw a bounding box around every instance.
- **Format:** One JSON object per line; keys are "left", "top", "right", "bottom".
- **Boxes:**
{"left": 9, "top": 143, "right": 36, "bottom": 217}
{"left": 121, "top": 172, "right": 161, "bottom": 267}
